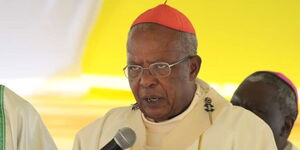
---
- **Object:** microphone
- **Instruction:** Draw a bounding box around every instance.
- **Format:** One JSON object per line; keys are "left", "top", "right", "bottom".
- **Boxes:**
{"left": 100, "top": 127, "right": 136, "bottom": 150}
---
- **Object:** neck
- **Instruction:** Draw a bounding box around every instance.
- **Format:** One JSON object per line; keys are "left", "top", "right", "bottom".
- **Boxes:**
{"left": 148, "top": 83, "right": 197, "bottom": 123}
{"left": 171, "top": 83, "right": 197, "bottom": 118}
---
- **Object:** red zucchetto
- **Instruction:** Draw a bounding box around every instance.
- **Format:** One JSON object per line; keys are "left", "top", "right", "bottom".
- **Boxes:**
{"left": 131, "top": 4, "right": 196, "bottom": 34}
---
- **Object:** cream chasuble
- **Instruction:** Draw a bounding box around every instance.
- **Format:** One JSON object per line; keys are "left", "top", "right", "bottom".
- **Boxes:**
{"left": 73, "top": 79, "right": 277, "bottom": 150}
{"left": 0, "top": 85, "right": 57, "bottom": 150}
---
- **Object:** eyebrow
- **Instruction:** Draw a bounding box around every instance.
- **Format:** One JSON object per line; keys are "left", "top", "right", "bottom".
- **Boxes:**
{"left": 127, "top": 58, "right": 174, "bottom": 65}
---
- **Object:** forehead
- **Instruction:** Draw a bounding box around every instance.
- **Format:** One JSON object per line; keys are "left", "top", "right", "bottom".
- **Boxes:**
{"left": 127, "top": 24, "right": 184, "bottom": 63}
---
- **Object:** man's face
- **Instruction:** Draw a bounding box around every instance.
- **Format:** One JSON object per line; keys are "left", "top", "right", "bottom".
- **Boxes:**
{"left": 126, "top": 24, "right": 197, "bottom": 122}
{"left": 231, "top": 81, "right": 285, "bottom": 148}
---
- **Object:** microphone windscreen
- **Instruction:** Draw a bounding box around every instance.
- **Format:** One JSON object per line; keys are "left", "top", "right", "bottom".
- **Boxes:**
{"left": 114, "top": 127, "right": 136, "bottom": 149}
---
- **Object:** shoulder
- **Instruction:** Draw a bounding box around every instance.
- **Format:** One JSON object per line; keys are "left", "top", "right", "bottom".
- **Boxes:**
{"left": 73, "top": 106, "right": 134, "bottom": 150}
{"left": 75, "top": 106, "right": 133, "bottom": 138}
{"left": 206, "top": 105, "right": 277, "bottom": 149}
{"left": 207, "top": 101, "right": 274, "bottom": 141}
{"left": 218, "top": 104, "right": 271, "bottom": 130}
{"left": 2, "top": 86, "right": 40, "bottom": 118}
{"left": 215, "top": 105, "right": 276, "bottom": 147}
{"left": 196, "top": 79, "right": 270, "bottom": 130}
{"left": 1, "top": 85, "right": 58, "bottom": 150}
{"left": 232, "top": 106, "right": 269, "bottom": 129}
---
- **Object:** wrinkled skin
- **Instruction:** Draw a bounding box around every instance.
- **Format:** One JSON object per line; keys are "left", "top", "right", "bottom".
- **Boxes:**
{"left": 126, "top": 24, "right": 201, "bottom": 122}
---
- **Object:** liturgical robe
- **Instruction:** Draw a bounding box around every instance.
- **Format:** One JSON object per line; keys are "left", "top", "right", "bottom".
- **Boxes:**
{"left": 73, "top": 79, "right": 277, "bottom": 150}
{"left": 0, "top": 85, "right": 58, "bottom": 150}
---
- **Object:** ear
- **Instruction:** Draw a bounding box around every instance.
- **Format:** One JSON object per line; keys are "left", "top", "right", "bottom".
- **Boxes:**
{"left": 189, "top": 55, "right": 201, "bottom": 80}
{"left": 280, "top": 116, "right": 294, "bottom": 138}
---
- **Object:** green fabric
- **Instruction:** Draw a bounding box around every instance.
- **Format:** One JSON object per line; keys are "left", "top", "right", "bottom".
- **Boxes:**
{"left": 0, "top": 85, "right": 5, "bottom": 150}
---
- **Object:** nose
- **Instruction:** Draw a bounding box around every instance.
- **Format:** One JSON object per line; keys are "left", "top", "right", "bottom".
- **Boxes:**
{"left": 139, "top": 69, "right": 158, "bottom": 88}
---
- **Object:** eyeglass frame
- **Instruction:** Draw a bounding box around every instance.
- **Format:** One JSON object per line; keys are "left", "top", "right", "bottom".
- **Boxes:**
{"left": 123, "top": 55, "right": 195, "bottom": 79}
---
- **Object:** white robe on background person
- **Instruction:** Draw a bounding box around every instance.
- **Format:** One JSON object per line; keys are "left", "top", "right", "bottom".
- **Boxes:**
{"left": 0, "top": 85, "right": 57, "bottom": 150}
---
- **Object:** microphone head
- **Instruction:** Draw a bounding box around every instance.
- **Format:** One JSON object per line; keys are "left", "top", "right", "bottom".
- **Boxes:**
{"left": 114, "top": 127, "right": 136, "bottom": 149}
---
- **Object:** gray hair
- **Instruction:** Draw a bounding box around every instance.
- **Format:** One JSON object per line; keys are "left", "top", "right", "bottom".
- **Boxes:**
{"left": 246, "top": 72, "right": 298, "bottom": 120}
{"left": 128, "top": 23, "right": 198, "bottom": 55}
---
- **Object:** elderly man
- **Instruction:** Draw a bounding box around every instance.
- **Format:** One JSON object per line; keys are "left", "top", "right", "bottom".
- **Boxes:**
{"left": 231, "top": 71, "right": 298, "bottom": 150}
{"left": 0, "top": 85, "right": 58, "bottom": 150}
{"left": 73, "top": 4, "right": 277, "bottom": 150}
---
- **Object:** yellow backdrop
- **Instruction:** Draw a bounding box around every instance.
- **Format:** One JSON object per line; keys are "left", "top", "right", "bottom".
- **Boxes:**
{"left": 82, "top": 0, "right": 300, "bottom": 87}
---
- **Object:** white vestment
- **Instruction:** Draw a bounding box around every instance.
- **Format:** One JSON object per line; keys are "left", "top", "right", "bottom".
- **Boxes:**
{"left": 0, "top": 85, "right": 57, "bottom": 150}
{"left": 73, "top": 79, "right": 277, "bottom": 150}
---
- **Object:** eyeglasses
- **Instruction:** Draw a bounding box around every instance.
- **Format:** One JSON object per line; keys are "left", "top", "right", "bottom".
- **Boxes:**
{"left": 123, "top": 55, "right": 194, "bottom": 79}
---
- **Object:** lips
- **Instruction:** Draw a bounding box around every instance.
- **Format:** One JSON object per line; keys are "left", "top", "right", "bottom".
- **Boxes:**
{"left": 141, "top": 96, "right": 163, "bottom": 103}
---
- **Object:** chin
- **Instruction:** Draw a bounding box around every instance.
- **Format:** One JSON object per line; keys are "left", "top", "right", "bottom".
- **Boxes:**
{"left": 143, "top": 109, "right": 168, "bottom": 122}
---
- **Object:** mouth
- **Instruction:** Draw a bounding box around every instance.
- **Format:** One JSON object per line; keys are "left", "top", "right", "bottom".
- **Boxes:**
{"left": 142, "top": 96, "right": 162, "bottom": 103}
